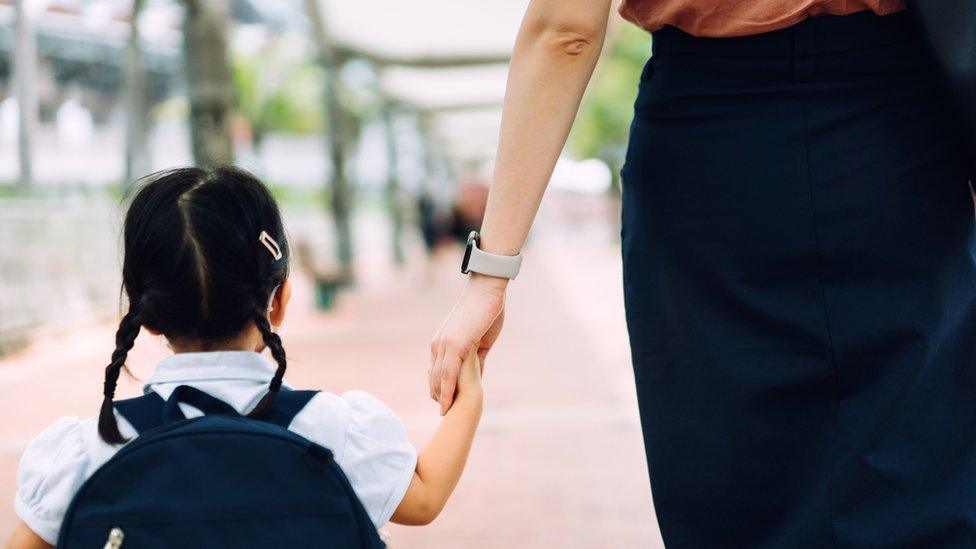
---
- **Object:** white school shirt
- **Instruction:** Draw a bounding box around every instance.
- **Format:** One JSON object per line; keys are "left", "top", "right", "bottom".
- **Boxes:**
{"left": 14, "top": 351, "right": 417, "bottom": 545}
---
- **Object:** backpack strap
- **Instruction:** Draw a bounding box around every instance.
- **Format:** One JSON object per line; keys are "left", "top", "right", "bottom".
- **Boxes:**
{"left": 114, "top": 387, "right": 319, "bottom": 433}
{"left": 163, "top": 385, "right": 240, "bottom": 422}
{"left": 114, "top": 392, "right": 166, "bottom": 434}
{"left": 261, "top": 390, "right": 319, "bottom": 429}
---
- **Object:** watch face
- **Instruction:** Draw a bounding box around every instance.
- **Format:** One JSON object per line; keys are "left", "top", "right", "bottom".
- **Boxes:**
{"left": 461, "top": 240, "right": 474, "bottom": 274}
{"left": 461, "top": 231, "right": 479, "bottom": 274}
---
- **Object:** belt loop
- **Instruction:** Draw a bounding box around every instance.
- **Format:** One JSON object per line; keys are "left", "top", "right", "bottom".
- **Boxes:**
{"left": 791, "top": 23, "right": 817, "bottom": 82}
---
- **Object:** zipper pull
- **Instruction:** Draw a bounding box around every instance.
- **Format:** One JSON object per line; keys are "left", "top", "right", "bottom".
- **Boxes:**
{"left": 103, "top": 527, "right": 124, "bottom": 549}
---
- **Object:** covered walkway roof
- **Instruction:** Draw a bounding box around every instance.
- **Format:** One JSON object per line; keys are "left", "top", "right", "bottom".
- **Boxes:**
{"left": 318, "top": 0, "right": 528, "bottom": 163}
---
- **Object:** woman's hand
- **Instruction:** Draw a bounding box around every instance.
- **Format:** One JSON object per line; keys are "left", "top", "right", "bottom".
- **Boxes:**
{"left": 429, "top": 274, "right": 506, "bottom": 414}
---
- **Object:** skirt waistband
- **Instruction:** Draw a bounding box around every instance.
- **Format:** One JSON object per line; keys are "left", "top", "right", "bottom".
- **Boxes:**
{"left": 651, "top": 11, "right": 918, "bottom": 57}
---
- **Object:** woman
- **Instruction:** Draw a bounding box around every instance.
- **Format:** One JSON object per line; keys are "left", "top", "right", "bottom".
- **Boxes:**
{"left": 430, "top": 0, "right": 976, "bottom": 546}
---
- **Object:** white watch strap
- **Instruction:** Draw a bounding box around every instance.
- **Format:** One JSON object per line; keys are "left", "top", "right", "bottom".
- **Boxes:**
{"left": 467, "top": 245, "right": 523, "bottom": 279}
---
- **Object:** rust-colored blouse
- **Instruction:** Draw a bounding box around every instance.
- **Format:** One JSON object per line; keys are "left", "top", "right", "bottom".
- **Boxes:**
{"left": 619, "top": 0, "right": 906, "bottom": 37}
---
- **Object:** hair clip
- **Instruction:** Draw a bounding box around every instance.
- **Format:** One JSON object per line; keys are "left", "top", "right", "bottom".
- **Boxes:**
{"left": 259, "top": 230, "right": 283, "bottom": 261}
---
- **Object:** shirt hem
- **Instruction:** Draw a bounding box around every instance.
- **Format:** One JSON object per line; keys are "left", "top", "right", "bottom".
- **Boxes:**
{"left": 375, "top": 448, "right": 419, "bottom": 526}
{"left": 621, "top": 3, "right": 907, "bottom": 37}
{"left": 14, "top": 494, "right": 60, "bottom": 546}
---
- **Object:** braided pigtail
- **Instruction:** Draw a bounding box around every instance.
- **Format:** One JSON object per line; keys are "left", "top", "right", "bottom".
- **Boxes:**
{"left": 246, "top": 300, "right": 287, "bottom": 418}
{"left": 98, "top": 305, "right": 142, "bottom": 444}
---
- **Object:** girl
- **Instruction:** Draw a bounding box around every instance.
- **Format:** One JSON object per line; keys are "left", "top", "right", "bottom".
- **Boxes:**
{"left": 6, "top": 167, "right": 483, "bottom": 548}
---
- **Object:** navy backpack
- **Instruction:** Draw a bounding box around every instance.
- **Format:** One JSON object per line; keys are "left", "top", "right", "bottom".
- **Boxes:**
{"left": 56, "top": 385, "right": 385, "bottom": 548}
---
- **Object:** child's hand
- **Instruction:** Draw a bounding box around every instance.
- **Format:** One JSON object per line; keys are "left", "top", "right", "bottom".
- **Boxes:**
{"left": 395, "top": 347, "right": 483, "bottom": 526}
{"left": 455, "top": 345, "right": 483, "bottom": 399}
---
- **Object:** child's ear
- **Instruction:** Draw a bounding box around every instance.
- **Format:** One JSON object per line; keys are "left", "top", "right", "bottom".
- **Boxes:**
{"left": 270, "top": 279, "right": 292, "bottom": 327}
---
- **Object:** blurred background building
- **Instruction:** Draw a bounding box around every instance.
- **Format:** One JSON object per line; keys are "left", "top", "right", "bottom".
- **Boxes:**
{"left": 0, "top": 0, "right": 663, "bottom": 546}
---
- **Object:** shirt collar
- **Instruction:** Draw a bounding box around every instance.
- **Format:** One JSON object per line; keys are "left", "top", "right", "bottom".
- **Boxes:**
{"left": 142, "top": 351, "right": 277, "bottom": 392}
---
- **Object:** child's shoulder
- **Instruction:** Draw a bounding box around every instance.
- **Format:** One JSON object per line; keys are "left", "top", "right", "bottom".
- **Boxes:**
{"left": 19, "top": 415, "right": 105, "bottom": 483}
{"left": 15, "top": 416, "right": 100, "bottom": 544}
{"left": 301, "top": 389, "right": 401, "bottom": 421}
{"left": 291, "top": 389, "right": 410, "bottom": 455}
{"left": 298, "top": 389, "right": 417, "bottom": 526}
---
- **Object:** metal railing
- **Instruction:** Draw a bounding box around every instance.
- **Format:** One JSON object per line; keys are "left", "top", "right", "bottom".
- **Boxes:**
{"left": 0, "top": 194, "right": 122, "bottom": 352}
{"left": 0, "top": 193, "right": 347, "bottom": 354}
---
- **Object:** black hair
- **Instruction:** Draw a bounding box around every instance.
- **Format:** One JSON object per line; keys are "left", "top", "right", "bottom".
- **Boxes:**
{"left": 99, "top": 166, "right": 290, "bottom": 444}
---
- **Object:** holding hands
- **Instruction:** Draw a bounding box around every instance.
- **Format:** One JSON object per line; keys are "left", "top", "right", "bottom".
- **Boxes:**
{"left": 393, "top": 342, "right": 486, "bottom": 525}
{"left": 429, "top": 273, "right": 507, "bottom": 414}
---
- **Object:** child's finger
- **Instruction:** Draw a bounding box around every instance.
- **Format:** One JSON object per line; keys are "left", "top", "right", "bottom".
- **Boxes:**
{"left": 460, "top": 346, "right": 481, "bottom": 382}
{"left": 438, "top": 353, "right": 461, "bottom": 415}
{"left": 465, "top": 345, "right": 480, "bottom": 365}
{"left": 429, "top": 347, "right": 443, "bottom": 402}
{"left": 477, "top": 347, "right": 488, "bottom": 374}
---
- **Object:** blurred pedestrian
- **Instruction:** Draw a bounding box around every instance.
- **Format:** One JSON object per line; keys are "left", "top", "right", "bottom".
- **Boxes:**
{"left": 450, "top": 176, "right": 489, "bottom": 243}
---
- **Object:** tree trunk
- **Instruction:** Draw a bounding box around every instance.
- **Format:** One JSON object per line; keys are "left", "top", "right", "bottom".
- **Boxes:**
{"left": 304, "top": 0, "right": 355, "bottom": 283}
{"left": 381, "top": 100, "right": 404, "bottom": 266}
{"left": 323, "top": 55, "right": 355, "bottom": 283}
{"left": 124, "top": 0, "right": 150, "bottom": 186}
{"left": 13, "top": 0, "right": 36, "bottom": 189}
{"left": 182, "top": 0, "right": 234, "bottom": 168}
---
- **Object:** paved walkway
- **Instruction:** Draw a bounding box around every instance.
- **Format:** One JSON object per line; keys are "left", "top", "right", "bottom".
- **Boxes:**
{"left": 0, "top": 240, "right": 662, "bottom": 548}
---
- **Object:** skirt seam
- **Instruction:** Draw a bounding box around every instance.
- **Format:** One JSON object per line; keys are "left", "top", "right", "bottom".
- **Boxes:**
{"left": 797, "top": 75, "right": 842, "bottom": 549}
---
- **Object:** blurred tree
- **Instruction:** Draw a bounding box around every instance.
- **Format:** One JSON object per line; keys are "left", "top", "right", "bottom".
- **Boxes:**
{"left": 232, "top": 45, "right": 324, "bottom": 151}
{"left": 380, "top": 99, "right": 404, "bottom": 266}
{"left": 304, "top": 0, "right": 355, "bottom": 283}
{"left": 124, "top": 0, "right": 149, "bottom": 187}
{"left": 570, "top": 25, "right": 652, "bottom": 192}
{"left": 183, "top": 0, "right": 235, "bottom": 167}
{"left": 13, "top": 0, "right": 37, "bottom": 188}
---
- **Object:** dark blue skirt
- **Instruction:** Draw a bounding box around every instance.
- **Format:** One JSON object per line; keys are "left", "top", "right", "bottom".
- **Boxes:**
{"left": 621, "top": 11, "right": 976, "bottom": 548}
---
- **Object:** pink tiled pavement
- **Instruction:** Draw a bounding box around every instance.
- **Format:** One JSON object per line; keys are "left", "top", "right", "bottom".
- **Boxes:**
{"left": 0, "top": 241, "right": 663, "bottom": 548}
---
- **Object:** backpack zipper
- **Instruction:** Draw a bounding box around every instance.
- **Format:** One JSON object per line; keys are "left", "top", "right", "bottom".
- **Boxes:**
{"left": 103, "top": 527, "right": 124, "bottom": 549}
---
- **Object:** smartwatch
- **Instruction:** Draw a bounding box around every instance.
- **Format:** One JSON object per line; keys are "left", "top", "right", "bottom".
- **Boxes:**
{"left": 460, "top": 231, "right": 523, "bottom": 280}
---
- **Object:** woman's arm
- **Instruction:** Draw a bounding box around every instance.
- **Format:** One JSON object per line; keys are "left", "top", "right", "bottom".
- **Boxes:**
{"left": 392, "top": 347, "right": 483, "bottom": 525}
{"left": 429, "top": 0, "right": 615, "bottom": 412}
{"left": 481, "top": 0, "right": 615, "bottom": 256}
{"left": 4, "top": 522, "right": 52, "bottom": 549}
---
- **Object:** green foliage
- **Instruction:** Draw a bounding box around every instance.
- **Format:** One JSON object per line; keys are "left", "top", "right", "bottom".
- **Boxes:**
{"left": 570, "top": 25, "right": 652, "bottom": 186}
{"left": 263, "top": 181, "right": 328, "bottom": 209}
{"left": 233, "top": 38, "right": 325, "bottom": 142}
{"left": 0, "top": 184, "right": 118, "bottom": 201}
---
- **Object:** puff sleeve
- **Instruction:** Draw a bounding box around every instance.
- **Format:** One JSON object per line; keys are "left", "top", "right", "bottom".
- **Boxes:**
{"left": 337, "top": 391, "right": 417, "bottom": 526}
{"left": 14, "top": 417, "right": 90, "bottom": 545}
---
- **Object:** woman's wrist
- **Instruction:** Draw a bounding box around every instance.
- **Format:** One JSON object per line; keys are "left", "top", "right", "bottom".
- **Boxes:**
{"left": 476, "top": 230, "right": 522, "bottom": 257}
{"left": 469, "top": 272, "right": 510, "bottom": 293}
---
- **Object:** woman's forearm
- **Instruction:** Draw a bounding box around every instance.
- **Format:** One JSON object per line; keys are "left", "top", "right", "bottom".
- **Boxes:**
{"left": 479, "top": 0, "right": 614, "bottom": 256}
{"left": 426, "top": 0, "right": 614, "bottom": 415}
